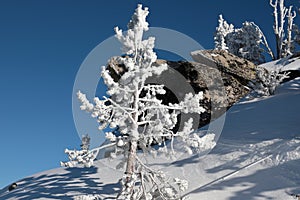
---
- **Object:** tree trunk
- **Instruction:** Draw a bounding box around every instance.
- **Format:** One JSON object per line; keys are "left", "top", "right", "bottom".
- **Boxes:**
{"left": 124, "top": 139, "right": 138, "bottom": 194}
{"left": 275, "top": 34, "right": 281, "bottom": 59}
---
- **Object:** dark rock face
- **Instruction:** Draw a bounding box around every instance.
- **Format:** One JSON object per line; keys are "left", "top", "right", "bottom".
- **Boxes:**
{"left": 8, "top": 183, "right": 17, "bottom": 192}
{"left": 106, "top": 49, "right": 256, "bottom": 129}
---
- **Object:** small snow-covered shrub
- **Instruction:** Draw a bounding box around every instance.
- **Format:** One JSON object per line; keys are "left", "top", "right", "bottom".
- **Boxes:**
{"left": 61, "top": 135, "right": 97, "bottom": 168}
{"left": 253, "top": 66, "right": 290, "bottom": 96}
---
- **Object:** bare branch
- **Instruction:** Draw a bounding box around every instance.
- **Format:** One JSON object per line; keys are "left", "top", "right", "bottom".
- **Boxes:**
{"left": 251, "top": 22, "right": 275, "bottom": 60}
{"left": 270, "top": 0, "right": 279, "bottom": 34}
{"left": 90, "top": 142, "right": 117, "bottom": 154}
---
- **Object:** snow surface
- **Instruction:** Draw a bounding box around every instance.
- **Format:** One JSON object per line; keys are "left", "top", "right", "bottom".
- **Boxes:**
{"left": 1, "top": 78, "right": 300, "bottom": 200}
{"left": 259, "top": 56, "right": 300, "bottom": 71}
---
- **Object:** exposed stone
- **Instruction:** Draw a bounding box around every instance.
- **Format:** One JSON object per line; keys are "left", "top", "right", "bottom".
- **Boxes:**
{"left": 106, "top": 49, "right": 256, "bottom": 129}
{"left": 191, "top": 49, "right": 256, "bottom": 82}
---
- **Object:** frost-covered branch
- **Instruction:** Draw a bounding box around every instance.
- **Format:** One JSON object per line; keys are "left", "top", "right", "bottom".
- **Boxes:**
{"left": 77, "top": 91, "right": 94, "bottom": 112}
{"left": 270, "top": 0, "right": 279, "bottom": 33}
{"left": 127, "top": 155, "right": 189, "bottom": 200}
{"left": 103, "top": 96, "right": 135, "bottom": 123}
{"left": 137, "top": 120, "right": 155, "bottom": 126}
{"left": 251, "top": 23, "right": 275, "bottom": 60}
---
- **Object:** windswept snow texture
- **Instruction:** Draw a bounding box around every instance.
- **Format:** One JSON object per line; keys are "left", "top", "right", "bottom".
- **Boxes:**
{"left": 259, "top": 56, "right": 300, "bottom": 71}
{"left": 1, "top": 78, "right": 300, "bottom": 200}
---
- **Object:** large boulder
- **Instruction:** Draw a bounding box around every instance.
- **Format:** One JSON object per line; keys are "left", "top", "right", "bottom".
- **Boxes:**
{"left": 190, "top": 49, "right": 256, "bottom": 106}
{"left": 106, "top": 49, "right": 256, "bottom": 129}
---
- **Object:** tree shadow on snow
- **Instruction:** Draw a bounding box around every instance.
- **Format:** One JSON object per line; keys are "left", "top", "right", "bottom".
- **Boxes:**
{"left": 185, "top": 158, "right": 300, "bottom": 200}
{"left": 0, "top": 166, "right": 120, "bottom": 199}
{"left": 205, "top": 139, "right": 285, "bottom": 175}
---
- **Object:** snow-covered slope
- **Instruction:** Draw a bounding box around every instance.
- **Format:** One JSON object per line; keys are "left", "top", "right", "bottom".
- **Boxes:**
{"left": 1, "top": 78, "right": 300, "bottom": 200}
{"left": 259, "top": 56, "right": 300, "bottom": 72}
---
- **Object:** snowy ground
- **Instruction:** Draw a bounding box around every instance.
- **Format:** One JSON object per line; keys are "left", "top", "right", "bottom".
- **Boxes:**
{"left": 259, "top": 55, "right": 300, "bottom": 72}
{"left": 1, "top": 77, "right": 300, "bottom": 200}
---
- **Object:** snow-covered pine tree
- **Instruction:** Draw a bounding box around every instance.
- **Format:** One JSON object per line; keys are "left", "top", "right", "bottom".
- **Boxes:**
{"left": 214, "top": 15, "right": 267, "bottom": 64}
{"left": 215, "top": 0, "right": 299, "bottom": 62}
{"left": 226, "top": 22, "right": 265, "bottom": 64}
{"left": 68, "top": 4, "right": 215, "bottom": 199}
{"left": 214, "top": 15, "right": 234, "bottom": 51}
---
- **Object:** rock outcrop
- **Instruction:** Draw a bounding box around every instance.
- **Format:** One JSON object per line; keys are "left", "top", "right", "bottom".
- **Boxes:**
{"left": 106, "top": 49, "right": 256, "bottom": 129}
{"left": 190, "top": 49, "right": 256, "bottom": 107}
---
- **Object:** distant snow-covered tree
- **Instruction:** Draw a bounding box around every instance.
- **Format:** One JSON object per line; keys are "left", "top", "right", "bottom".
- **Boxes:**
{"left": 64, "top": 4, "right": 215, "bottom": 199}
{"left": 61, "top": 134, "right": 97, "bottom": 168}
{"left": 80, "top": 134, "right": 91, "bottom": 151}
{"left": 214, "top": 15, "right": 269, "bottom": 64}
{"left": 214, "top": 0, "right": 299, "bottom": 62}
{"left": 214, "top": 15, "right": 234, "bottom": 50}
{"left": 225, "top": 22, "right": 265, "bottom": 64}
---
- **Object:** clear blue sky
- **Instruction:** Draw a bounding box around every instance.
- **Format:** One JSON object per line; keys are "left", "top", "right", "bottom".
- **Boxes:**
{"left": 0, "top": 0, "right": 299, "bottom": 189}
